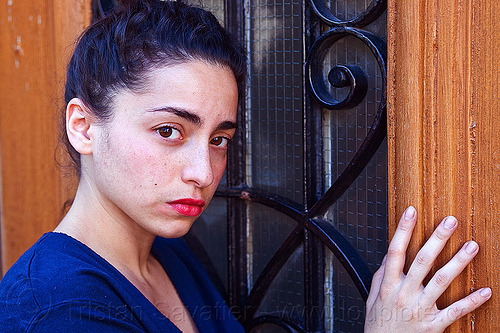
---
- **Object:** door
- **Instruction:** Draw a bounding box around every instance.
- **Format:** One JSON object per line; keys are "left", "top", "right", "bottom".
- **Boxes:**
{"left": 0, "top": 0, "right": 89, "bottom": 272}
{"left": 387, "top": 1, "right": 499, "bottom": 332}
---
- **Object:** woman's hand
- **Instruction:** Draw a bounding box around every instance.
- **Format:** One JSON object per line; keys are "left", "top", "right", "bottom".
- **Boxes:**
{"left": 364, "top": 206, "right": 492, "bottom": 332}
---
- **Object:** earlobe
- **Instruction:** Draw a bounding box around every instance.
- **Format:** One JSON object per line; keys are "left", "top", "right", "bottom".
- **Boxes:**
{"left": 66, "top": 98, "right": 94, "bottom": 155}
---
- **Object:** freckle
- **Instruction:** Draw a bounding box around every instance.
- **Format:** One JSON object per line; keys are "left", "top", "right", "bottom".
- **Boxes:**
{"left": 155, "top": 183, "right": 158, "bottom": 186}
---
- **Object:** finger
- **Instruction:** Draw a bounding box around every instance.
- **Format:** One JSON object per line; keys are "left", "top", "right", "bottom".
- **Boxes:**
{"left": 422, "top": 241, "right": 479, "bottom": 305}
{"left": 366, "top": 255, "right": 387, "bottom": 310}
{"left": 433, "top": 287, "right": 492, "bottom": 331}
{"left": 404, "top": 216, "right": 457, "bottom": 291}
{"left": 382, "top": 206, "right": 417, "bottom": 283}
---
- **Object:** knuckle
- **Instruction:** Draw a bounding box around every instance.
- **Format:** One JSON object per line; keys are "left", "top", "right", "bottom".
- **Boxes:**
{"left": 378, "top": 288, "right": 389, "bottom": 300}
{"left": 414, "top": 251, "right": 432, "bottom": 267}
{"left": 394, "top": 296, "right": 407, "bottom": 310}
{"left": 447, "top": 304, "right": 465, "bottom": 321}
{"left": 433, "top": 271, "right": 450, "bottom": 287}
{"left": 378, "top": 284, "right": 393, "bottom": 300}
{"left": 467, "top": 293, "right": 481, "bottom": 307}
{"left": 398, "top": 221, "right": 413, "bottom": 232}
{"left": 455, "top": 252, "right": 469, "bottom": 265}
{"left": 433, "top": 227, "right": 449, "bottom": 241}
{"left": 387, "top": 247, "right": 405, "bottom": 258}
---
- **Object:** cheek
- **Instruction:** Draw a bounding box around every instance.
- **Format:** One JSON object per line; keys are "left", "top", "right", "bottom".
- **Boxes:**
{"left": 212, "top": 155, "right": 228, "bottom": 184}
{"left": 100, "top": 137, "right": 166, "bottom": 188}
{"left": 125, "top": 146, "right": 176, "bottom": 185}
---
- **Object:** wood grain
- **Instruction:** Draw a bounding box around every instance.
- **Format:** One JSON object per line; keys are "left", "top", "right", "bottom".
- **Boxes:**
{"left": 388, "top": 0, "right": 499, "bottom": 331}
{"left": 0, "top": 0, "right": 89, "bottom": 274}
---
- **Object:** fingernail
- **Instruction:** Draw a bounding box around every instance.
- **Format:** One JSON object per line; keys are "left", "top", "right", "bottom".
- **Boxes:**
{"left": 480, "top": 287, "right": 492, "bottom": 297}
{"left": 404, "top": 206, "right": 416, "bottom": 220}
{"left": 465, "top": 241, "right": 478, "bottom": 254}
{"left": 443, "top": 216, "right": 457, "bottom": 229}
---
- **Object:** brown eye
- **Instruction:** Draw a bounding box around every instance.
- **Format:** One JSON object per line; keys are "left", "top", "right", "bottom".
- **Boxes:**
{"left": 158, "top": 127, "right": 172, "bottom": 137}
{"left": 210, "top": 136, "right": 230, "bottom": 147}
{"left": 157, "top": 126, "right": 182, "bottom": 139}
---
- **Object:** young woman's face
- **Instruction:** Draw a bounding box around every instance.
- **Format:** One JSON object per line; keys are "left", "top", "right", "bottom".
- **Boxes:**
{"left": 85, "top": 61, "right": 238, "bottom": 238}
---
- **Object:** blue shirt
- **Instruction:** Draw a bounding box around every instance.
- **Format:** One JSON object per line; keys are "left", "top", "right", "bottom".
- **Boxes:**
{"left": 0, "top": 232, "right": 244, "bottom": 332}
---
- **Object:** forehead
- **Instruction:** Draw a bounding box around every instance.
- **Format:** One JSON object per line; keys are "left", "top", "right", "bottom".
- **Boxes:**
{"left": 112, "top": 61, "right": 239, "bottom": 123}
{"left": 143, "top": 60, "right": 237, "bottom": 94}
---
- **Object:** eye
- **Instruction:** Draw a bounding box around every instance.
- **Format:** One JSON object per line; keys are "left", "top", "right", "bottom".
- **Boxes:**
{"left": 156, "top": 126, "right": 182, "bottom": 140}
{"left": 210, "top": 136, "right": 231, "bottom": 148}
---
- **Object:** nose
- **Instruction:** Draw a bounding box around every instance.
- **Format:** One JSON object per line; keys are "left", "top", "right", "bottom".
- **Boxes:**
{"left": 181, "top": 143, "right": 214, "bottom": 188}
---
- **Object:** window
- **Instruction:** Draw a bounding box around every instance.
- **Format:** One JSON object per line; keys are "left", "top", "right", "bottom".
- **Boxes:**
{"left": 189, "top": 1, "right": 388, "bottom": 332}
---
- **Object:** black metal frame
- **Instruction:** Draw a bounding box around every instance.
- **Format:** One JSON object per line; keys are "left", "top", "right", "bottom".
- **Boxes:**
{"left": 309, "top": 0, "right": 386, "bottom": 27}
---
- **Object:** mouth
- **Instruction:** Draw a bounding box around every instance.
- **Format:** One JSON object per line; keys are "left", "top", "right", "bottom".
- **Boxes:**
{"left": 168, "top": 198, "right": 206, "bottom": 217}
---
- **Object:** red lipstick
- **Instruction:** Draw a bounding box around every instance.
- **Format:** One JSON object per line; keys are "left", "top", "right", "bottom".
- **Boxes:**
{"left": 169, "top": 198, "right": 206, "bottom": 217}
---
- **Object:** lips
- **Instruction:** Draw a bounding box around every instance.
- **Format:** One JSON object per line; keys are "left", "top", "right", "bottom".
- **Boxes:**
{"left": 169, "top": 198, "right": 206, "bottom": 217}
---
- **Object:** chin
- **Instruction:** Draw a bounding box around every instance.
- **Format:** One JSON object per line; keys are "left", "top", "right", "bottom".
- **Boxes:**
{"left": 155, "top": 220, "right": 195, "bottom": 239}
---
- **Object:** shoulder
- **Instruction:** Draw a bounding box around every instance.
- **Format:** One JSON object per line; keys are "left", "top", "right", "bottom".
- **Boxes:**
{"left": 0, "top": 233, "right": 143, "bottom": 331}
{"left": 6, "top": 232, "right": 128, "bottom": 304}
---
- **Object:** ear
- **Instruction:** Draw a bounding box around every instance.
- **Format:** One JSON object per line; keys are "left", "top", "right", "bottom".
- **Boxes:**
{"left": 66, "top": 98, "right": 95, "bottom": 155}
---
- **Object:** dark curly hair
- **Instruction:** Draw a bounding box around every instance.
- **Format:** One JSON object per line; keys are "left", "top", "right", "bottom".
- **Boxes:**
{"left": 62, "top": 0, "right": 246, "bottom": 174}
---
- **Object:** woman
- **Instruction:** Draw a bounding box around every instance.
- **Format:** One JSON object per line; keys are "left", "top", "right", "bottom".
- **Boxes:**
{"left": 0, "top": 1, "right": 491, "bottom": 332}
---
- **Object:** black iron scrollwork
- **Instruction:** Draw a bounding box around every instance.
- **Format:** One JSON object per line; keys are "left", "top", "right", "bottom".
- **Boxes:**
{"left": 306, "top": 26, "right": 387, "bottom": 218}
{"left": 309, "top": 0, "right": 387, "bottom": 27}
{"left": 214, "top": 186, "right": 374, "bottom": 318}
{"left": 306, "top": 27, "right": 386, "bottom": 111}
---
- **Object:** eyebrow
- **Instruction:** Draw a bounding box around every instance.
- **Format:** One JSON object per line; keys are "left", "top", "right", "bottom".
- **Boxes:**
{"left": 216, "top": 120, "right": 238, "bottom": 131}
{"left": 146, "top": 106, "right": 238, "bottom": 131}
{"left": 146, "top": 106, "right": 201, "bottom": 125}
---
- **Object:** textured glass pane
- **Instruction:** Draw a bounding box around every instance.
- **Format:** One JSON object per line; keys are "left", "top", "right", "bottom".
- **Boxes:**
{"left": 324, "top": 0, "right": 379, "bottom": 21}
{"left": 189, "top": 0, "right": 225, "bottom": 24}
{"left": 254, "top": 245, "right": 305, "bottom": 326}
{"left": 248, "top": 203, "right": 299, "bottom": 288}
{"left": 325, "top": 246, "right": 366, "bottom": 333}
{"left": 245, "top": 0, "right": 304, "bottom": 204}
{"left": 324, "top": 141, "right": 388, "bottom": 269}
{"left": 188, "top": 196, "right": 228, "bottom": 291}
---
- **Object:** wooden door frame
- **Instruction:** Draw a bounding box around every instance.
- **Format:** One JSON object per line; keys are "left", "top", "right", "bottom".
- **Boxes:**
{"left": 0, "top": 0, "right": 89, "bottom": 273}
{"left": 387, "top": 0, "right": 499, "bottom": 331}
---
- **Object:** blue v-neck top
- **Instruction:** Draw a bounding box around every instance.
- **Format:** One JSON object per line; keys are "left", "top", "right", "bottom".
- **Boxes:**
{"left": 0, "top": 232, "right": 244, "bottom": 332}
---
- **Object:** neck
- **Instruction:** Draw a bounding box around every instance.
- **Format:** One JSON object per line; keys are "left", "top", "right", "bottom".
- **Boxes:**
{"left": 55, "top": 176, "right": 156, "bottom": 276}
